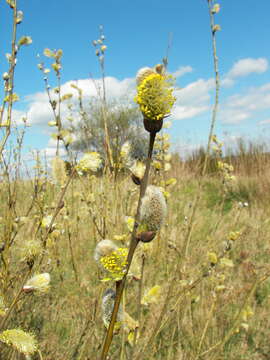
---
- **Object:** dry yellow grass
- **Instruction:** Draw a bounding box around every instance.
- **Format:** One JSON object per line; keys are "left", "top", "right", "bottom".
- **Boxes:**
{"left": 0, "top": 158, "right": 269, "bottom": 359}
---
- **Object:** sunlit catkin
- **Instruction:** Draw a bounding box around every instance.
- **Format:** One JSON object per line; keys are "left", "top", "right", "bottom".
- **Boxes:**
{"left": 77, "top": 152, "right": 102, "bottom": 173}
{"left": 23, "top": 273, "right": 50, "bottom": 293}
{"left": 139, "top": 185, "right": 167, "bottom": 233}
{"left": 0, "top": 329, "right": 37, "bottom": 355}
{"left": 134, "top": 69, "right": 176, "bottom": 122}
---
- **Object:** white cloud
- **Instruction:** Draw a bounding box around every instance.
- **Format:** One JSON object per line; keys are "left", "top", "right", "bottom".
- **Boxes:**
{"left": 42, "top": 146, "right": 66, "bottom": 159}
{"left": 222, "top": 110, "right": 250, "bottom": 124}
{"left": 27, "top": 101, "right": 55, "bottom": 125}
{"left": 171, "top": 78, "right": 214, "bottom": 121}
{"left": 177, "top": 78, "right": 214, "bottom": 104}
{"left": 0, "top": 108, "right": 25, "bottom": 126}
{"left": 21, "top": 76, "right": 136, "bottom": 126}
{"left": 23, "top": 140, "right": 66, "bottom": 163}
{"left": 23, "top": 140, "right": 66, "bottom": 164}
{"left": 221, "top": 77, "right": 234, "bottom": 88}
{"left": 225, "top": 58, "right": 268, "bottom": 81}
{"left": 172, "top": 65, "right": 193, "bottom": 78}
{"left": 258, "top": 118, "right": 270, "bottom": 125}
{"left": 47, "top": 137, "right": 59, "bottom": 148}
{"left": 61, "top": 77, "right": 136, "bottom": 100}
{"left": 171, "top": 105, "right": 209, "bottom": 121}
{"left": 220, "top": 82, "right": 270, "bottom": 124}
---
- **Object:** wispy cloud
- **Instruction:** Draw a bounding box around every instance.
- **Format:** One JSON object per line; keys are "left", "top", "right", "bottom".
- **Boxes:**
{"left": 220, "top": 82, "right": 270, "bottom": 124}
{"left": 171, "top": 105, "right": 209, "bottom": 121}
{"left": 222, "top": 58, "right": 268, "bottom": 87}
{"left": 42, "top": 146, "right": 66, "bottom": 158}
{"left": 21, "top": 77, "right": 136, "bottom": 126}
{"left": 171, "top": 78, "right": 214, "bottom": 121}
{"left": 172, "top": 65, "right": 193, "bottom": 78}
{"left": 258, "top": 118, "right": 270, "bottom": 125}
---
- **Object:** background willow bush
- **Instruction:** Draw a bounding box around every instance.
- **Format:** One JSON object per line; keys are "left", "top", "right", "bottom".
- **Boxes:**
{"left": 0, "top": 0, "right": 270, "bottom": 359}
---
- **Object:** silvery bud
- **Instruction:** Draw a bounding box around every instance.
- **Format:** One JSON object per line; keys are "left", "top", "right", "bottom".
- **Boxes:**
{"left": 136, "top": 67, "right": 156, "bottom": 86}
{"left": 102, "top": 288, "right": 123, "bottom": 330}
{"left": 139, "top": 185, "right": 167, "bottom": 240}
{"left": 2, "top": 72, "right": 9, "bottom": 81}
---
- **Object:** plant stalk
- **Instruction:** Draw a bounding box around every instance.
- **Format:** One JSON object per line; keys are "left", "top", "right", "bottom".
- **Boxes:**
{"left": 100, "top": 131, "right": 156, "bottom": 359}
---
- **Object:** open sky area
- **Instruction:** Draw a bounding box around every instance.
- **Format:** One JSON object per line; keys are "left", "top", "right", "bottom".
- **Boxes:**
{"left": 1, "top": 0, "right": 270, "bottom": 160}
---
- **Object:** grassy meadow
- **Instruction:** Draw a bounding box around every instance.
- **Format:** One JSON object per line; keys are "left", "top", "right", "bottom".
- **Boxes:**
{"left": 0, "top": 1, "right": 270, "bottom": 359}
{"left": 0, "top": 151, "right": 270, "bottom": 359}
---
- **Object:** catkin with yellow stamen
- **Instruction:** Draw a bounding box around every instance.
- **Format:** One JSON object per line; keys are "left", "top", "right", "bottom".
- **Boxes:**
{"left": 134, "top": 69, "right": 176, "bottom": 127}
{"left": 94, "top": 240, "right": 128, "bottom": 280}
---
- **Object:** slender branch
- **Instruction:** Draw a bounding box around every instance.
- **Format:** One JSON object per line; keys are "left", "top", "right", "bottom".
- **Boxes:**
{"left": 100, "top": 131, "right": 156, "bottom": 360}
{"left": 183, "top": 0, "right": 220, "bottom": 257}
{"left": 0, "top": 0, "right": 18, "bottom": 157}
{"left": 56, "top": 69, "right": 62, "bottom": 156}
{"left": 68, "top": 229, "right": 78, "bottom": 282}
{"left": 39, "top": 167, "right": 76, "bottom": 267}
{"left": 202, "top": 0, "right": 220, "bottom": 175}
{"left": 0, "top": 267, "right": 32, "bottom": 331}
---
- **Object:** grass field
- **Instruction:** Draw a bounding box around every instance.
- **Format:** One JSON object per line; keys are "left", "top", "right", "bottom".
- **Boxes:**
{"left": 0, "top": 151, "right": 269, "bottom": 359}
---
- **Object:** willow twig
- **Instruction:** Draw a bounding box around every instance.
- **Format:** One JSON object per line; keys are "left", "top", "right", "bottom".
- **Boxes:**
{"left": 100, "top": 131, "right": 156, "bottom": 360}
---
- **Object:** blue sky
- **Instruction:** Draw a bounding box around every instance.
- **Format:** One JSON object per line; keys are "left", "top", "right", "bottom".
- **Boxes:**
{"left": 1, "top": 0, "right": 270, "bottom": 159}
